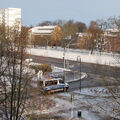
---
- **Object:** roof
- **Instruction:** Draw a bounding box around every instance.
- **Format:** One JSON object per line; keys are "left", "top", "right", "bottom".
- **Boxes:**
{"left": 29, "top": 26, "right": 57, "bottom": 35}
{"left": 105, "top": 28, "right": 119, "bottom": 33}
{"left": 76, "top": 32, "right": 88, "bottom": 37}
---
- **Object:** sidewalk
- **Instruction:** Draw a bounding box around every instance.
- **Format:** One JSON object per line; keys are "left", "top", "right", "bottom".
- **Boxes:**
{"left": 66, "top": 72, "right": 87, "bottom": 83}
{"left": 51, "top": 66, "right": 87, "bottom": 83}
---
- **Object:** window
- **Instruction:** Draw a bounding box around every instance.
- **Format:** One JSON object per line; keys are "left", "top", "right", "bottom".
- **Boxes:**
{"left": 45, "top": 80, "right": 57, "bottom": 86}
{"left": 52, "top": 80, "right": 57, "bottom": 85}
{"left": 45, "top": 81, "right": 52, "bottom": 86}
{"left": 59, "top": 80, "right": 64, "bottom": 84}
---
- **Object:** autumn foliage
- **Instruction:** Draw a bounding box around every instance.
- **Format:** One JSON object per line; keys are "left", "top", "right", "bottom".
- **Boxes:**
{"left": 51, "top": 26, "right": 63, "bottom": 47}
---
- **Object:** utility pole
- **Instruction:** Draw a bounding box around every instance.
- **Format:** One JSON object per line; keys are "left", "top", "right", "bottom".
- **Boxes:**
{"left": 63, "top": 38, "right": 75, "bottom": 83}
{"left": 63, "top": 38, "right": 66, "bottom": 83}
{"left": 63, "top": 47, "right": 66, "bottom": 83}
{"left": 77, "top": 56, "right": 81, "bottom": 92}
{"left": 80, "top": 57, "right": 81, "bottom": 92}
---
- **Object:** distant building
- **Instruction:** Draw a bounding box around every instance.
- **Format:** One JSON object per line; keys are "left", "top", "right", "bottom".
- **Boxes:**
{"left": 104, "top": 28, "right": 119, "bottom": 37}
{"left": 76, "top": 32, "right": 88, "bottom": 38}
{"left": 29, "top": 26, "right": 57, "bottom": 46}
{"left": 29, "top": 25, "right": 63, "bottom": 47}
{"left": 0, "top": 8, "right": 21, "bottom": 31}
{"left": 29, "top": 26, "right": 57, "bottom": 36}
{"left": 104, "top": 28, "right": 120, "bottom": 52}
{"left": 0, "top": 13, "right": 2, "bottom": 24}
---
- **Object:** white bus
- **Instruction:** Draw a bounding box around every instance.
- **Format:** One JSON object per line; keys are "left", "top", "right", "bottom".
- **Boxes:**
{"left": 39, "top": 78, "right": 69, "bottom": 94}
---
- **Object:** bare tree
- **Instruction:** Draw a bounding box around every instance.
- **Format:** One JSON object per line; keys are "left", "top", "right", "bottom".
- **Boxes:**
{"left": 81, "top": 21, "right": 103, "bottom": 54}
{"left": 96, "top": 17, "right": 120, "bottom": 53}
{"left": 0, "top": 24, "right": 31, "bottom": 120}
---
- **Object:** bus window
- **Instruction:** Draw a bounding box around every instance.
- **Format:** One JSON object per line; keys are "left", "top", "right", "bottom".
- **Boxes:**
{"left": 45, "top": 81, "right": 52, "bottom": 86}
{"left": 59, "top": 80, "right": 64, "bottom": 84}
{"left": 45, "top": 80, "right": 57, "bottom": 86}
{"left": 52, "top": 80, "right": 57, "bottom": 85}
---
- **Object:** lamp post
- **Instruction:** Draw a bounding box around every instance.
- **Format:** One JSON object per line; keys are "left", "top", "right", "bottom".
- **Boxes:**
{"left": 63, "top": 39, "right": 75, "bottom": 83}
{"left": 63, "top": 49, "right": 66, "bottom": 83}
{"left": 77, "top": 56, "right": 81, "bottom": 92}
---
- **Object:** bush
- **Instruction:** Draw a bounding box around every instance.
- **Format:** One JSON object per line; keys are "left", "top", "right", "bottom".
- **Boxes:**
{"left": 29, "top": 63, "right": 52, "bottom": 74}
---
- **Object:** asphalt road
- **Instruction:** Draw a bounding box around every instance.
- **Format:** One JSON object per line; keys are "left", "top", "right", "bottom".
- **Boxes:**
{"left": 26, "top": 55, "right": 120, "bottom": 91}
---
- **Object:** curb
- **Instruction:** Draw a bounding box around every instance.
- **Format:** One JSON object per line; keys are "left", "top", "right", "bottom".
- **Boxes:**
{"left": 67, "top": 73, "right": 88, "bottom": 83}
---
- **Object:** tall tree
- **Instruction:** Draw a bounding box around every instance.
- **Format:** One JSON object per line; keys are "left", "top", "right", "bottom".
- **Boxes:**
{"left": 0, "top": 24, "right": 31, "bottom": 120}
{"left": 51, "top": 26, "right": 63, "bottom": 47}
{"left": 62, "top": 20, "right": 77, "bottom": 37}
{"left": 38, "top": 21, "right": 53, "bottom": 26}
{"left": 75, "top": 22, "right": 87, "bottom": 32}
{"left": 85, "top": 21, "right": 103, "bottom": 54}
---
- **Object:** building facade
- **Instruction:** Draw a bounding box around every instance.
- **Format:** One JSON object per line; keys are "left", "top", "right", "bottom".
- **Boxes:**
{"left": 0, "top": 8, "right": 21, "bottom": 31}
{"left": 29, "top": 25, "right": 63, "bottom": 47}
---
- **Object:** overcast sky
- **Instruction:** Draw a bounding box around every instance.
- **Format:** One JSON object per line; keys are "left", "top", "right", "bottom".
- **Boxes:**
{"left": 1, "top": 0, "right": 120, "bottom": 26}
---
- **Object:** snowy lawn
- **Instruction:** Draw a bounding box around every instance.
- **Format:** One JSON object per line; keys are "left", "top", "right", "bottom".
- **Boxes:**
{"left": 25, "top": 86, "right": 119, "bottom": 120}
{"left": 27, "top": 47, "right": 120, "bottom": 67}
{"left": 58, "top": 86, "right": 120, "bottom": 120}
{"left": 22, "top": 63, "right": 119, "bottom": 120}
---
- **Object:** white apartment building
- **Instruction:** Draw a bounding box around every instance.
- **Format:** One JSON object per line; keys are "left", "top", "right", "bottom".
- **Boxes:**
{"left": 0, "top": 13, "right": 2, "bottom": 24}
{"left": 0, "top": 8, "right": 21, "bottom": 30}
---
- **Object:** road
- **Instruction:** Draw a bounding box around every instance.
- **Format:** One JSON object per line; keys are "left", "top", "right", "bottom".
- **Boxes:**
{"left": 26, "top": 55, "right": 120, "bottom": 91}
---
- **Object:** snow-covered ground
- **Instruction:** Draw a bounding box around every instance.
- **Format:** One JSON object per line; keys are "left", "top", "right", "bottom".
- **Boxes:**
{"left": 55, "top": 86, "right": 120, "bottom": 120}
{"left": 26, "top": 85, "right": 120, "bottom": 120}
{"left": 19, "top": 60, "right": 119, "bottom": 119}
{"left": 75, "top": 86, "right": 120, "bottom": 97}
{"left": 23, "top": 55, "right": 120, "bottom": 119}
{"left": 27, "top": 47, "right": 120, "bottom": 67}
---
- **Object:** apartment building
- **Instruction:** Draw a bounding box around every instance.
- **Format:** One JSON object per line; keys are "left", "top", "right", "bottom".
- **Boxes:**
{"left": 0, "top": 8, "right": 21, "bottom": 31}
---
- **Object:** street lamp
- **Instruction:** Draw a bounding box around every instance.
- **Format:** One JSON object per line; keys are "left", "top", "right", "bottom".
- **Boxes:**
{"left": 63, "top": 39, "right": 75, "bottom": 83}
{"left": 77, "top": 56, "right": 81, "bottom": 92}
{"left": 63, "top": 50, "right": 66, "bottom": 83}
